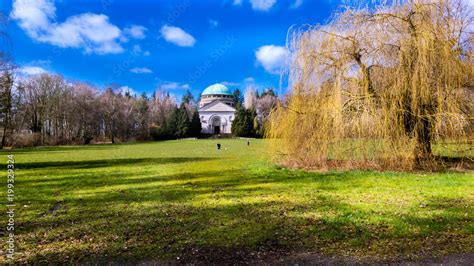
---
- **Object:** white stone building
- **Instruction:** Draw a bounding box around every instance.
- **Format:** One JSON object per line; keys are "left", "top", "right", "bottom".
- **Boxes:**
{"left": 198, "top": 84, "right": 236, "bottom": 134}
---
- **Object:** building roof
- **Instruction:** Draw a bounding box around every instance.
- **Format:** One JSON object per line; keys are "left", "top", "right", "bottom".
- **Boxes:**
{"left": 202, "top": 83, "right": 232, "bottom": 96}
{"left": 199, "top": 99, "right": 236, "bottom": 112}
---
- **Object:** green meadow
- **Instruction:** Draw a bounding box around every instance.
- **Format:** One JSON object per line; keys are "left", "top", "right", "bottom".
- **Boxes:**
{"left": 1, "top": 139, "right": 473, "bottom": 264}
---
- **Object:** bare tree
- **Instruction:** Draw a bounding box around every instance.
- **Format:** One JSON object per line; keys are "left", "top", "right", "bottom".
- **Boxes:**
{"left": 0, "top": 70, "right": 14, "bottom": 148}
{"left": 70, "top": 83, "right": 101, "bottom": 144}
{"left": 101, "top": 87, "right": 120, "bottom": 143}
{"left": 0, "top": 11, "right": 15, "bottom": 148}
{"left": 244, "top": 85, "right": 258, "bottom": 110}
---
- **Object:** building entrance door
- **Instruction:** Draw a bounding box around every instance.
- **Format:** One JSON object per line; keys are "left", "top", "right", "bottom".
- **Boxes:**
{"left": 211, "top": 116, "right": 221, "bottom": 134}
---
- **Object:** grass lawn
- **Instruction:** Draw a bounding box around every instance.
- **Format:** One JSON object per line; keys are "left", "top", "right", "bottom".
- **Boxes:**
{"left": 1, "top": 139, "right": 473, "bottom": 263}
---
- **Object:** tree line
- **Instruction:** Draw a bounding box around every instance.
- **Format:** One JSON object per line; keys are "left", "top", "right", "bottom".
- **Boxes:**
{"left": 0, "top": 70, "right": 279, "bottom": 148}
{"left": 0, "top": 71, "right": 206, "bottom": 147}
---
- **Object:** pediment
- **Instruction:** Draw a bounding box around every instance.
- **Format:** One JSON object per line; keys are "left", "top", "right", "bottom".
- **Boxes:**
{"left": 199, "top": 101, "right": 236, "bottom": 112}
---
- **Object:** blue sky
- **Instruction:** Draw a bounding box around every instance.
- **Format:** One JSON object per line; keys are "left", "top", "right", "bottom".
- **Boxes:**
{"left": 2, "top": 0, "right": 341, "bottom": 98}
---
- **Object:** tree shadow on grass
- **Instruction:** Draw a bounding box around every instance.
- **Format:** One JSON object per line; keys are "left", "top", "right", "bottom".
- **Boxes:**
{"left": 17, "top": 168, "right": 224, "bottom": 193}
{"left": 15, "top": 157, "right": 215, "bottom": 170}
{"left": 11, "top": 168, "right": 474, "bottom": 264}
{"left": 21, "top": 195, "right": 473, "bottom": 264}
{"left": 16, "top": 169, "right": 365, "bottom": 236}
{"left": 0, "top": 144, "right": 121, "bottom": 154}
{"left": 15, "top": 168, "right": 379, "bottom": 235}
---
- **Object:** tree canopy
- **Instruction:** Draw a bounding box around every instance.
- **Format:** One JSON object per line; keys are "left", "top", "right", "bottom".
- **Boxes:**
{"left": 268, "top": 0, "right": 473, "bottom": 170}
{"left": 232, "top": 106, "right": 258, "bottom": 137}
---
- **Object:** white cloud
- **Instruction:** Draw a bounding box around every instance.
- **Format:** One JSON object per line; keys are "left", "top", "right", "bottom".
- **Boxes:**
{"left": 10, "top": 0, "right": 123, "bottom": 54}
{"left": 244, "top": 77, "right": 255, "bottom": 83}
{"left": 47, "top": 13, "right": 123, "bottom": 54}
{"left": 130, "top": 67, "right": 153, "bottom": 74}
{"left": 10, "top": 0, "right": 54, "bottom": 38}
{"left": 290, "top": 0, "right": 304, "bottom": 9}
{"left": 124, "top": 25, "right": 147, "bottom": 39}
{"left": 20, "top": 66, "right": 47, "bottom": 75}
{"left": 255, "top": 45, "right": 286, "bottom": 74}
{"left": 160, "top": 25, "right": 196, "bottom": 47}
{"left": 221, "top": 81, "right": 240, "bottom": 86}
{"left": 119, "top": 86, "right": 137, "bottom": 96}
{"left": 250, "top": 0, "right": 277, "bottom": 11}
{"left": 160, "top": 81, "right": 190, "bottom": 90}
{"left": 232, "top": 0, "right": 276, "bottom": 11}
{"left": 131, "top": 44, "right": 151, "bottom": 56}
{"left": 233, "top": 0, "right": 243, "bottom": 6}
{"left": 209, "top": 19, "right": 219, "bottom": 29}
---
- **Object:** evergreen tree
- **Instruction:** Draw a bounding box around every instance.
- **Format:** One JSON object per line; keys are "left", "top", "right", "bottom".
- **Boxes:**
{"left": 174, "top": 104, "right": 191, "bottom": 138}
{"left": 232, "top": 88, "right": 243, "bottom": 107}
{"left": 231, "top": 106, "right": 256, "bottom": 137}
{"left": 164, "top": 106, "right": 179, "bottom": 139}
{"left": 189, "top": 110, "right": 202, "bottom": 137}
{"left": 182, "top": 89, "right": 194, "bottom": 104}
{"left": 260, "top": 87, "right": 276, "bottom": 98}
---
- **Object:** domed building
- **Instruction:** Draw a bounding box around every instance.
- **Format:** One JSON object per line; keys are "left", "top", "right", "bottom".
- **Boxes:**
{"left": 198, "top": 84, "right": 236, "bottom": 135}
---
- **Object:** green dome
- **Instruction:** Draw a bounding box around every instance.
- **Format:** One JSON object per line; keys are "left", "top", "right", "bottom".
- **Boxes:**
{"left": 202, "top": 84, "right": 232, "bottom": 96}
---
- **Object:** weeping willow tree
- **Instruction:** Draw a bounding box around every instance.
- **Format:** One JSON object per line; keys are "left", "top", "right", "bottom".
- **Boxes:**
{"left": 268, "top": 0, "right": 473, "bottom": 170}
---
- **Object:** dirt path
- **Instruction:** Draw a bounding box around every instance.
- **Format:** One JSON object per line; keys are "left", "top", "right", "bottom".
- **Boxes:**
{"left": 126, "top": 253, "right": 474, "bottom": 265}
{"left": 272, "top": 253, "right": 474, "bottom": 265}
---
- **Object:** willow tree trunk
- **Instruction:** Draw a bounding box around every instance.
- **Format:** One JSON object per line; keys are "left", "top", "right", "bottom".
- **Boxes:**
{"left": 414, "top": 117, "right": 432, "bottom": 164}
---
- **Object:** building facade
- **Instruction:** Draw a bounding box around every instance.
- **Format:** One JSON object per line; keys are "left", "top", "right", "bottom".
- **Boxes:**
{"left": 198, "top": 84, "right": 236, "bottom": 134}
